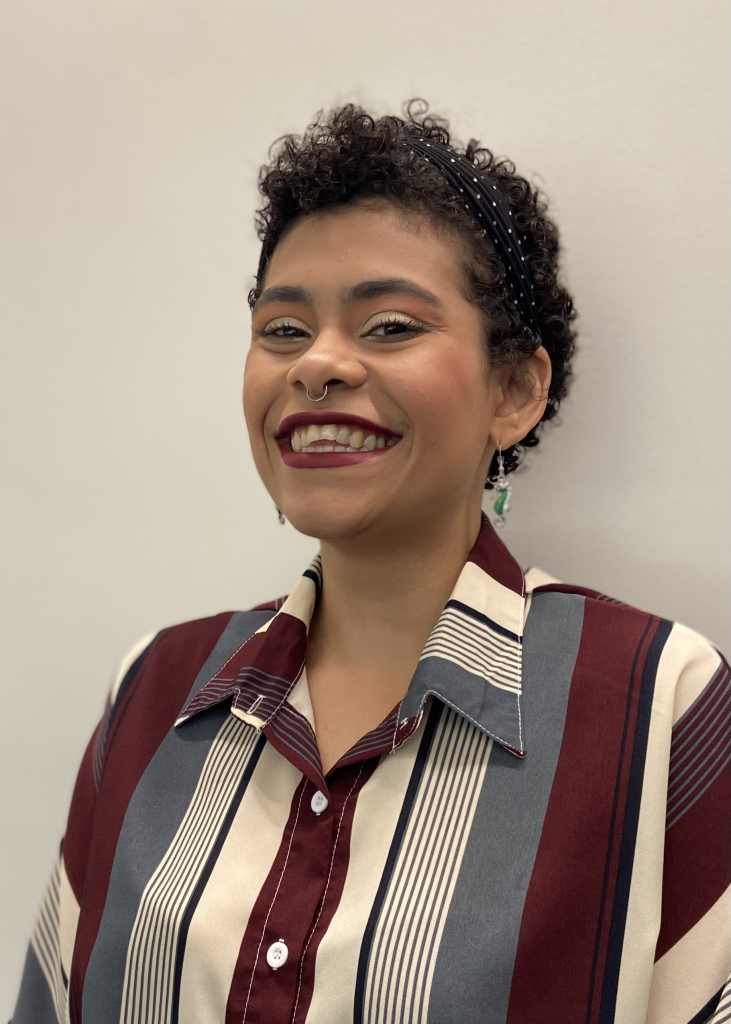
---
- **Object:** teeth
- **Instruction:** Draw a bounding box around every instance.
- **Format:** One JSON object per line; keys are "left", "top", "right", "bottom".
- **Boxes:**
{"left": 289, "top": 423, "right": 400, "bottom": 454}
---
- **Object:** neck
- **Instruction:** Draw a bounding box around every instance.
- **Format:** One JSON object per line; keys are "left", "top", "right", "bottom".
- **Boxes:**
{"left": 309, "top": 502, "right": 483, "bottom": 681}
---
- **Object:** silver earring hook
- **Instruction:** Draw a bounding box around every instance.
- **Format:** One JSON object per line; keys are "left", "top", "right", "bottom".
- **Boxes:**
{"left": 306, "top": 385, "right": 328, "bottom": 403}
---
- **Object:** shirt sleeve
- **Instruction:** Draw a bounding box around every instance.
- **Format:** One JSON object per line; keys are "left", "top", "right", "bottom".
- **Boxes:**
{"left": 646, "top": 627, "right": 731, "bottom": 1024}
{"left": 12, "top": 633, "right": 155, "bottom": 1024}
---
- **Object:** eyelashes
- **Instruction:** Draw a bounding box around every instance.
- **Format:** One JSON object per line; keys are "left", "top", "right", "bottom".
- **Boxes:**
{"left": 364, "top": 313, "right": 426, "bottom": 337}
{"left": 258, "top": 312, "right": 428, "bottom": 342}
{"left": 259, "top": 317, "right": 310, "bottom": 340}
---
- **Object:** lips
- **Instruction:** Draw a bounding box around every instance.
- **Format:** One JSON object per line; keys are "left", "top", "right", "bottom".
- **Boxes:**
{"left": 275, "top": 411, "right": 402, "bottom": 469}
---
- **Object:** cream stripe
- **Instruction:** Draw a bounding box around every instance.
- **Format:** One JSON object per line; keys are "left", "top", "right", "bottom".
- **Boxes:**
{"left": 304, "top": 714, "right": 427, "bottom": 1024}
{"left": 364, "top": 709, "right": 491, "bottom": 1024}
{"left": 30, "top": 852, "right": 68, "bottom": 1023}
{"left": 450, "top": 561, "right": 524, "bottom": 636}
{"left": 613, "top": 629, "right": 677, "bottom": 1024}
{"left": 121, "top": 717, "right": 260, "bottom": 1024}
{"left": 665, "top": 623, "right": 723, "bottom": 723}
{"left": 275, "top": 569, "right": 318, "bottom": 627}
{"left": 177, "top": 743, "right": 302, "bottom": 1024}
{"left": 646, "top": 887, "right": 730, "bottom": 1024}
{"left": 58, "top": 856, "right": 80, "bottom": 995}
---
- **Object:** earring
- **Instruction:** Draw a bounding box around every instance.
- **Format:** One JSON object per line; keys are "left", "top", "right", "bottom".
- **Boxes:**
{"left": 276, "top": 507, "right": 285, "bottom": 525}
{"left": 491, "top": 447, "right": 511, "bottom": 529}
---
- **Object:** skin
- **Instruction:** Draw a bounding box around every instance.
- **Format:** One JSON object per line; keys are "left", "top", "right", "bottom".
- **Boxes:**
{"left": 245, "top": 201, "right": 551, "bottom": 773}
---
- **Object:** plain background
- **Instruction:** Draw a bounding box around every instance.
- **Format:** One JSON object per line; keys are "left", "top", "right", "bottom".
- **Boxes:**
{"left": 1, "top": 0, "right": 729, "bottom": 1013}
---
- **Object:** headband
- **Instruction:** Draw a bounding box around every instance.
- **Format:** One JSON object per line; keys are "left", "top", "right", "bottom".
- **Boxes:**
{"left": 406, "top": 136, "right": 540, "bottom": 337}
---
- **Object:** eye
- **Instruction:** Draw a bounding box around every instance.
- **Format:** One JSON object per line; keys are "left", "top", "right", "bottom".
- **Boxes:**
{"left": 364, "top": 313, "right": 427, "bottom": 340}
{"left": 259, "top": 316, "right": 311, "bottom": 341}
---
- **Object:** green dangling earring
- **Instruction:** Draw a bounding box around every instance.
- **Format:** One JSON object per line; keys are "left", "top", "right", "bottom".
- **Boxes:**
{"left": 491, "top": 446, "right": 512, "bottom": 529}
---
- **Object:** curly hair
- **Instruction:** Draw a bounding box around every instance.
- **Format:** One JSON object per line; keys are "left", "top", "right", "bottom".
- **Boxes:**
{"left": 249, "top": 101, "right": 576, "bottom": 482}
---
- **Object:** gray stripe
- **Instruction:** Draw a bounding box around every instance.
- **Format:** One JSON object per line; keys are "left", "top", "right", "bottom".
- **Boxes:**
{"left": 12, "top": 944, "right": 61, "bottom": 1024}
{"left": 426, "top": 591, "right": 585, "bottom": 1024}
{"left": 82, "top": 610, "right": 271, "bottom": 1023}
{"left": 402, "top": 657, "right": 523, "bottom": 752}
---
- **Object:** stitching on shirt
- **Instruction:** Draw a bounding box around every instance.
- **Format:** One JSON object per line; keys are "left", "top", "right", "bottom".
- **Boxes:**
{"left": 417, "top": 688, "right": 524, "bottom": 754}
{"left": 391, "top": 702, "right": 404, "bottom": 751}
{"left": 241, "top": 784, "right": 306, "bottom": 1024}
{"left": 290, "top": 764, "right": 365, "bottom": 1024}
{"left": 262, "top": 654, "right": 307, "bottom": 727}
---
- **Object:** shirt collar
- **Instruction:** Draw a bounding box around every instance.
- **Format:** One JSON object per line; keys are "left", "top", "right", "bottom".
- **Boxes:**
{"left": 176, "top": 515, "right": 527, "bottom": 757}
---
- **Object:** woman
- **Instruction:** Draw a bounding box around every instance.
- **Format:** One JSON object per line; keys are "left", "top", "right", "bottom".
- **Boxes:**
{"left": 14, "top": 104, "right": 730, "bottom": 1024}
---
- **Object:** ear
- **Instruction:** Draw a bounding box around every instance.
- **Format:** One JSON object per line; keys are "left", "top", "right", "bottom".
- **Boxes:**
{"left": 489, "top": 346, "right": 552, "bottom": 449}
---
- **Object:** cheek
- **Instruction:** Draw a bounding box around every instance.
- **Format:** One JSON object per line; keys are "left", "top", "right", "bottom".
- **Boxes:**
{"left": 242, "top": 349, "right": 274, "bottom": 437}
{"left": 403, "top": 344, "right": 491, "bottom": 446}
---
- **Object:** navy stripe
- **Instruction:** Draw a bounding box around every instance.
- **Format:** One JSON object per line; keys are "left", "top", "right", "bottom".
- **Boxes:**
{"left": 598, "top": 617, "right": 673, "bottom": 1023}
{"left": 446, "top": 599, "right": 521, "bottom": 643}
{"left": 353, "top": 702, "right": 441, "bottom": 1024}
{"left": 170, "top": 733, "right": 266, "bottom": 1023}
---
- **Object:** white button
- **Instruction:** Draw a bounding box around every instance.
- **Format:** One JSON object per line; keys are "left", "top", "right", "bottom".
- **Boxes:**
{"left": 310, "top": 791, "right": 329, "bottom": 815}
{"left": 266, "top": 940, "right": 288, "bottom": 970}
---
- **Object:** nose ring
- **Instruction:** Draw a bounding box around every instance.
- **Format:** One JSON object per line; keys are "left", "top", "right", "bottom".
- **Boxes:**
{"left": 306, "top": 385, "right": 328, "bottom": 403}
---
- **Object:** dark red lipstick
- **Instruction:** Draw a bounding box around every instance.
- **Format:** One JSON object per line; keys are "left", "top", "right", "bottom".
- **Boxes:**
{"left": 276, "top": 410, "right": 401, "bottom": 442}
{"left": 275, "top": 410, "right": 402, "bottom": 469}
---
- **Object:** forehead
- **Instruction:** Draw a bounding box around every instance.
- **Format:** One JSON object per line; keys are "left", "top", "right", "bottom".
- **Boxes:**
{"left": 263, "top": 202, "right": 467, "bottom": 296}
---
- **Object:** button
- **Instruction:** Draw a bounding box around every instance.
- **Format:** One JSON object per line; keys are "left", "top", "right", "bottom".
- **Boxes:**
{"left": 310, "top": 790, "right": 329, "bottom": 815}
{"left": 266, "top": 940, "right": 288, "bottom": 970}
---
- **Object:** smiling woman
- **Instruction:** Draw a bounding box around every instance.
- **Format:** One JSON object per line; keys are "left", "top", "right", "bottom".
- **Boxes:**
{"left": 13, "top": 104, "right": 730, "bottom": 1024}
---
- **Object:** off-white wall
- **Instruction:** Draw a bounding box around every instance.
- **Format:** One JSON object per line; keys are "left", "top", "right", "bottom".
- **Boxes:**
{"left": 1, "top": 0, "right": 728, "bottom": 1012}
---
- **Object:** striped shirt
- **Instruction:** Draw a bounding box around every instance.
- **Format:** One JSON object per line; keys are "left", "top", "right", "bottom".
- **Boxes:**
{"left": 13, "top": 519, "right": 731, "bottom": 1024}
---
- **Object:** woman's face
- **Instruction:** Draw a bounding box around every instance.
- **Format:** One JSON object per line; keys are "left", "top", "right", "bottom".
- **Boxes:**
{"left": 244, "top": 202, "right": 523, "bottom": 544}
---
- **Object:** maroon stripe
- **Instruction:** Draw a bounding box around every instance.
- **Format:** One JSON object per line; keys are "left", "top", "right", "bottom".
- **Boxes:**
{"left": 224, "top": 762, "right": 376, "bottom": 1024}
{"left": 656, "top": 763, "right": 731, "bottom": 959}
{"left": 69, "top": 613, "right": 233, "bottom": 1021}
{"left": 506, "top": 602, "right": 658, "bottom": 1024}
{"left": 64, "top": 726, "right": 103, "bottom": 904}
{"left": 290, "top": 763, "right": 376, "bottom": 1022}
{"left": 179, "top": 613, "right": 307, "bottom": 724}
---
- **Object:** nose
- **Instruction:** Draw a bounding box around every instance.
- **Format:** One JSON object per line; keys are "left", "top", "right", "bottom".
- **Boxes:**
{"left": 286, "top": 326, "right": 367, "bottom": 399}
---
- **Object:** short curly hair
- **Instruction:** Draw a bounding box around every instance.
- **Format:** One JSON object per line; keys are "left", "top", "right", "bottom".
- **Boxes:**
{"left": 249, "top": 101, "right": 576, "bottom": 482}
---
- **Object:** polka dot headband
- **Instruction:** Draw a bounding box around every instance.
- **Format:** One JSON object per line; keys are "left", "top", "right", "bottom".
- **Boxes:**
{"left": 407, "top": 136, "right": 540, "bottom": 337}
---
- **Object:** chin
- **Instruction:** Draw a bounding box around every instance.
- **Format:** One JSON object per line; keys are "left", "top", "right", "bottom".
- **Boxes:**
{"left": 282, "top": 497, "right": 386, "bottom": 543}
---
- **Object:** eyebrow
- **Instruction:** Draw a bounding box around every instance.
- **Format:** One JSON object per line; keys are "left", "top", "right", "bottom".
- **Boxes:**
{"left": 253, "top": 278, "right": 442, "bottom": 312}
{"left": 252, "top": 285, "right": 313, "bottom": 311}
{"left": 343, "top": 279, "right": 442, "bottom": 306}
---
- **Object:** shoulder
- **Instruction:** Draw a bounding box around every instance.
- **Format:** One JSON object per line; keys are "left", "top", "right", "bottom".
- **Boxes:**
{"left": 109, "top": 605, "right": 281, "bottom": 712}
{"left": 524, "top": 568, "right": 726, "bottom": 725}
